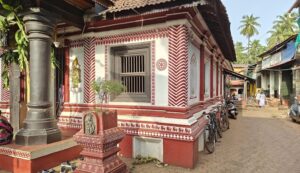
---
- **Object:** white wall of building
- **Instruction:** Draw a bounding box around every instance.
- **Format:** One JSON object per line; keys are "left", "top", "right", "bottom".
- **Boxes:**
{"left": 188, "top": 42, "right": 200, "bottom": 105}
{"left": 93, "top": 36, "right": 169, "bottom": 106}
{"left": 155, "top": 38, "right": 169, "bottom": 106}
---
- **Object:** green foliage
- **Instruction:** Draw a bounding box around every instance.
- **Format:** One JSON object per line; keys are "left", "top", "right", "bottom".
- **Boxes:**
{"left": 234, "top": 40, "right": 266, "bottom": 64}
{"left": 0, "top": 1, "right": 58, "bottom": 89}
{"left": 92, "top": 79, "right": 125, "bottom": 104}
{"left": 234, "top": 42, "right": 247, "bottom": 64}
{"left": 239, "top": 14, "right": 261, "bottom": 52}
{"left": 239, "top": 15, "right": 261, "bottom": 39}
{"left": 0, "top": 0, "right": 28, "bottom": 89}
{"left": 1, "top": 50, "right": 17, "bottom": 89}
{"left": 267, "top": 13, "right": 298, "bottom": 48}
{"left": 248, "top": 40, "right": 266, "bottom": 63}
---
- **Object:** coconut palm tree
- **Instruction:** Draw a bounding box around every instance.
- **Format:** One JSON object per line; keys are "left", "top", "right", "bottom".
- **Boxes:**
{"left": 239, "top": 15, "right": 261, "bottom": 55}
{"left": 267, "top": 26, "right": 286, "bottom": 47}
{"left": 267, "top": 12, "right": 298, "bottom": 48}
{"left": 248, "top": 40, "right": 266, "bottom": 63}
{"left": 274, "top": 13, "right": 298, "bottom": 34}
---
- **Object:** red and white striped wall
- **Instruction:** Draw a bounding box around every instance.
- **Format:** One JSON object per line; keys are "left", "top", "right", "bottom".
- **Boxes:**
{"left": 168, "top": 25, "right": 189, "bottom": 107}
{"left": 61, "top": 22, "right": 225, "bottom": 169}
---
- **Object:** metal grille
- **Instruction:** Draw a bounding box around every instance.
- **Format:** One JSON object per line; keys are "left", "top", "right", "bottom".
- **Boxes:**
{"left": 120, "top": 55, "right": 146, "bottom": 93}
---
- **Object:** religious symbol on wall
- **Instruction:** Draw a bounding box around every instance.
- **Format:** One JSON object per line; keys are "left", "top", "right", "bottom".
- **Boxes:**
{"left": 71, "top": 57, "right": 81, "bottom": 89}
{"left": 84, "top": 113, "right": 96, "bottom": 135}
{"left": 156, "top": 58, "right": 168, "bottom": 71}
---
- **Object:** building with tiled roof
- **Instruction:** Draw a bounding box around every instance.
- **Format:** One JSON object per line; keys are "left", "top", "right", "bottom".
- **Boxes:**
{"left": 0, "top": 0, "right": 236, "bottom": 170}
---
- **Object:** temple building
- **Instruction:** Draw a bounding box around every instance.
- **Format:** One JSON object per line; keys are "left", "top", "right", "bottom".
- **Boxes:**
{"left": 0, "top": 0, "right": 236, "bottom": 169}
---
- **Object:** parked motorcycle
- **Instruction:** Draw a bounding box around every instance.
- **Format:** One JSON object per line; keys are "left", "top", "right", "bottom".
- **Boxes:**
{"left": 226, "top": 99, "right": 238, "bottom": 119}
{"left": 289, "top": 97, "right": 300, "bottom": 122}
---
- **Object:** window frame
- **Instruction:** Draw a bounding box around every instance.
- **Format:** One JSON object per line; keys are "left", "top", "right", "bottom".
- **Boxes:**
{"left": 204, "top": 58, "right": 210, "bottom": 99}
{"left": 110, "top": 43, "right": 151, "bottom": 103}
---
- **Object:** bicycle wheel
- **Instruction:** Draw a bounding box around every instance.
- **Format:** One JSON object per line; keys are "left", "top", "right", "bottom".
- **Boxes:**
{"left": 220, "top": 112, "right": 229, "bottom": 132}
{"left": 204, "top": 125, "right": 216, "bottom": 154}
{"left": 216, "top": 119, "right": 223, "bottom": 138}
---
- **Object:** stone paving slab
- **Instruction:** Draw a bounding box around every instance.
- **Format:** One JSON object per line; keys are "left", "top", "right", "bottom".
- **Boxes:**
{"left": 123, "top": 108, "right": 300, "bottom": 173}
{"left": 1, "top": 107, "right": 299, "bottom": 173}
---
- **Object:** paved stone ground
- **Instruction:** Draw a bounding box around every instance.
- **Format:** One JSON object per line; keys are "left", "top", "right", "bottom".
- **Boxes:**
{"left": 1, "top": 107, "right": 300, "bottom": 173}
{"left": 123, "top": 107, "right": 300, "bottom": 173}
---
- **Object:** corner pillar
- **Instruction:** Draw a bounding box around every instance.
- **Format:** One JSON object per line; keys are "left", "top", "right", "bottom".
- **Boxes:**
{"left": 16, "top": 11, "right": 61, "bottom": 145}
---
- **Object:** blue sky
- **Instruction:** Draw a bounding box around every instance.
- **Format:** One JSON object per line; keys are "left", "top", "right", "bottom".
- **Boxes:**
{"left": 222, "top": 0, "right": 297, "bottom": 46}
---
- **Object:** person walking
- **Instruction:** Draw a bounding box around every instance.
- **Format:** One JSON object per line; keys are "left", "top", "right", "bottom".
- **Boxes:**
{"left": 259, "top": 91, "right": 266, "bottom": 108}
{"left": 256, "top": 90, "right": 261, "bottom": 106}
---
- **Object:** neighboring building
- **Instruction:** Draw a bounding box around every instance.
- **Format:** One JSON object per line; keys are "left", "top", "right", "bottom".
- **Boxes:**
{"left": 229, "top": 64, "right": 256, "bottom": 100}
{"left": 257, "top": 35, "right": 297, "bottom": 104}
{"left": 0, "top": 0, "right": 236, "bottom": 168}
{"left": 230, "top": 64, "right": 248, "bottom": 98}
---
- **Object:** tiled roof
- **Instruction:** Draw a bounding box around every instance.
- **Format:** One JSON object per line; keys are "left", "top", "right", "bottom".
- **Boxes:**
{"left": 108, "top": 0, "right": 174, "bottom": 12}
{"left": 102, "top": 0, "right": 236, "bottom": 61}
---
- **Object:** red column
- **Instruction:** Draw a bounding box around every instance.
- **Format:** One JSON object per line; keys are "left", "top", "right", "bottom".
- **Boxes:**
{"left": 221, "top": 67, "right": 223, "bottom": 97}
{"left": 200, "top": 45, "right": 205, "bottom": 101}
{"left": 210, "top": 57, "right": 214, "bottom": 98}
{"left": 216, "top": 61, "right": 219, "bottom": 96}
{"left": 64, "top": 44, "right": 70, "bottom": 103}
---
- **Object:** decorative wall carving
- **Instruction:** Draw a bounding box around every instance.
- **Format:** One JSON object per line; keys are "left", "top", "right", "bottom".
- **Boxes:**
{"left": 71, "top": 57, "right": 81, "bottom": 89}
{"left": 84, "top": 113, "right": 97, "bottom": 135}
{"left": 156, "top": 58, "right": 168, "bottom": 71}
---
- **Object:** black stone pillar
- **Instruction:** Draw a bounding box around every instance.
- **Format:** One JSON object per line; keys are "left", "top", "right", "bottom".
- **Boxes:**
{"left": 15, "top": 12, "right": 61, "bottom": 145}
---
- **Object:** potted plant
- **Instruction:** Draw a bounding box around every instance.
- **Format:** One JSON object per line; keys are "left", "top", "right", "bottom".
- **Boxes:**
{"left": 89, "top": 79, "right": 125, "bottom": 130}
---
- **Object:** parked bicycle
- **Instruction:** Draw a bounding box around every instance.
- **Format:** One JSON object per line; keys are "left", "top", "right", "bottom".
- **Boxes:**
{"left": 219, "top": 101, "right": 230, "bottom": 131}
{"left": 204, "top": 108, "right": 221, "bottom": 154}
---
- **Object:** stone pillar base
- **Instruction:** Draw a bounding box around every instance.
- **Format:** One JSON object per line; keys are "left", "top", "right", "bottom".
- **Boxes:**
{"left": 16, "top": 128, "right": 61, "bottom": 146}
{"left": 0, "top": 138, "right": 81, "bottom": 173}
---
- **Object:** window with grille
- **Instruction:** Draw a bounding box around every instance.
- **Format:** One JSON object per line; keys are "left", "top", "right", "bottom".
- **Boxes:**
{"left": 111, "top": 45, "right": 150, "bottom": 102}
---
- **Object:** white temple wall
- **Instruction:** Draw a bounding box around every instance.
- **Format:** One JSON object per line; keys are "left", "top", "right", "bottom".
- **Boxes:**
{"left": 188, "top": 41, "right": 200, "bottom": 106}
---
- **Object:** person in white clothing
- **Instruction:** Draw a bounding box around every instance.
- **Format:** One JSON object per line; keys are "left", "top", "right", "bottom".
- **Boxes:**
{"left": 255, "top": 90, "right": 261, "bottom": 106}
{"left": 259, "top": 92, "right": 266, "bottom": 108}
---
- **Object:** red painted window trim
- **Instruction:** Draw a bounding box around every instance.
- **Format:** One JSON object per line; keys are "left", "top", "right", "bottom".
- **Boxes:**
{"left": 216, "top": 61, "right": 219, "bottom": 96}
{"left": 64, "top": 46, "right": 70, "bottom": 102}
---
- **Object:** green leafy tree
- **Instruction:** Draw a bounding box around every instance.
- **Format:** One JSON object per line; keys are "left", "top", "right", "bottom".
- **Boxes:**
{"left": 0, "top": 0, "right": 58, "bottom": 102}
{"left": 234, "top": 40, "right": 266, "bottom": 64}
{"left": 234, "top": 42, "right": 247, "bottom": 64}
{"left": 0, "top": 0, "right": 29, "bottom": 90}
{"left": 248, "top": 40, "right": 266, "bottom": 64}
{"left": 267, "top": 12, "right": 298, "bottom": 48}
{"left": 92, "top": 79, "right": 125, "bottom": 104}
{"left": 239, "top": 15, "right": 261, "bottom": 55}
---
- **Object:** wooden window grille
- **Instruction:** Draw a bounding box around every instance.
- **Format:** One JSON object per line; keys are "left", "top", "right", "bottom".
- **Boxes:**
{"left": 111, "top": 45, "right": 150, "bottom": 102}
